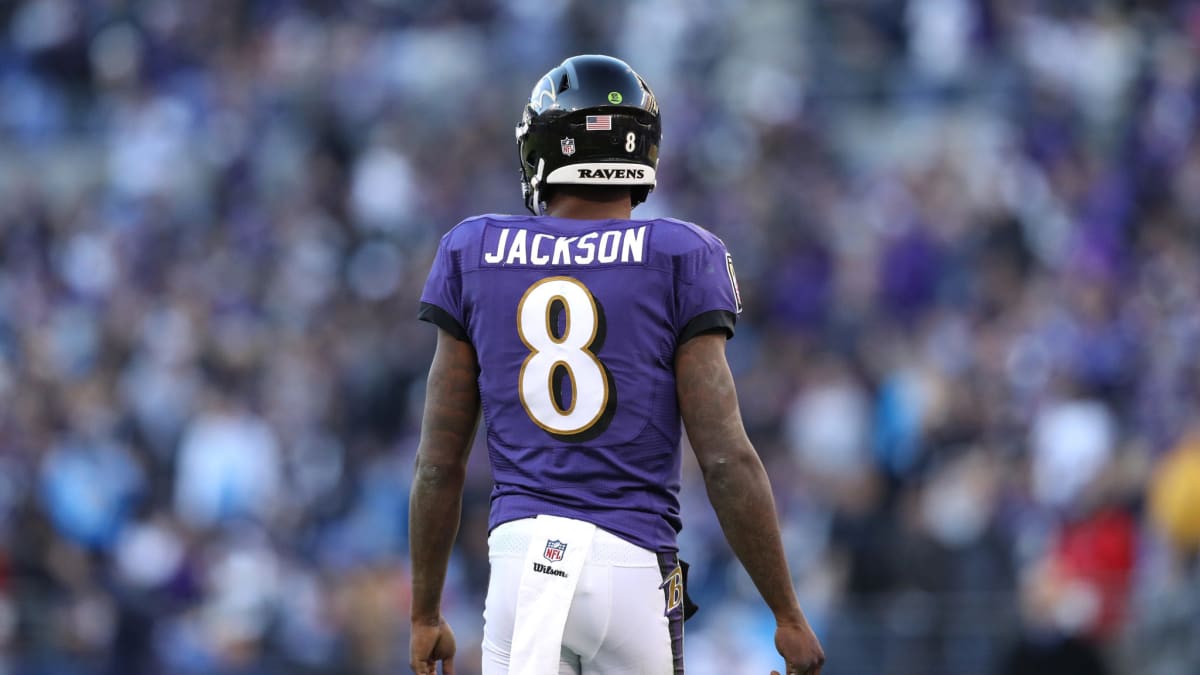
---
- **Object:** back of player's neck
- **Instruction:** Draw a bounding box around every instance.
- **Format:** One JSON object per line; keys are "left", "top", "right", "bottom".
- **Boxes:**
{"left": 544, "top": 194, "right": 632, "bottom": 221}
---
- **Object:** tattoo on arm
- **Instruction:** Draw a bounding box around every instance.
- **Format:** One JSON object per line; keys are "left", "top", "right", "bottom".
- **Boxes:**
{"left": 410, "top": 329, "right": 481, "bottom": 624}
{"left": 676, "top": 333, "right": 808, "bottom": 626}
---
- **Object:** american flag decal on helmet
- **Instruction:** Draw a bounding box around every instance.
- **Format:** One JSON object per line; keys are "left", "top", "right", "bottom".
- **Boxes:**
{"left": 585, "top": 115, "right": 612, "bottom": 131}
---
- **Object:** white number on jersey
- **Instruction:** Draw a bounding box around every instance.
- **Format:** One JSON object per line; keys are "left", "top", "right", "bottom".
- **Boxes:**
{"left": 517, "top": 277, "right": 610, "bottom": 436}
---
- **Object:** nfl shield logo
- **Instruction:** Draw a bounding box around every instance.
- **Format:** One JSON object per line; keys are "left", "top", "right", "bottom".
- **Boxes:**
{"left": 560, "top": 138, "right": 576, "bottom": 156}
{"left": 543, "top": 539, "right": 567, "bottom": 562}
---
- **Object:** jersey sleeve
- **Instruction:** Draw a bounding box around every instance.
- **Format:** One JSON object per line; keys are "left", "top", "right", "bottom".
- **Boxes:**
{"left": 417, "top": 233, "right": 469, "bottom": 342}
{"left": 675, "top": 236, "right": 742, "bottom": 343}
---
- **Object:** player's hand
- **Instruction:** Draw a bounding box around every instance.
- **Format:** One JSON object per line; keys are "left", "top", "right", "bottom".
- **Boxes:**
{"left": 410, "top": 615, "right": 457, "bottom": 674}
{"left": 771, "top": 619, "right": 824, "bottom": 675}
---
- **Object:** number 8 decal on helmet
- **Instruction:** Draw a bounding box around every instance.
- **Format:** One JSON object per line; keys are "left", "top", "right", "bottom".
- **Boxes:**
{"left": 517, "top": 277, "right": 611, "bottom": 436}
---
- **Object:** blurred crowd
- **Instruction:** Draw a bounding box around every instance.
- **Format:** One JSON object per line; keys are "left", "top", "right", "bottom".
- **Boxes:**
{"left": 1, "top": 0, "right": 1200, "bottom": 673}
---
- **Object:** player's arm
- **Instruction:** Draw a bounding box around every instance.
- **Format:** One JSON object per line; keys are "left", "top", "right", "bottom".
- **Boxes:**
{"left": 676, "top": 332, "right": 825, "bottom": 674}
{"left": 409, "top": 328, "right": 481, "bottom": 674}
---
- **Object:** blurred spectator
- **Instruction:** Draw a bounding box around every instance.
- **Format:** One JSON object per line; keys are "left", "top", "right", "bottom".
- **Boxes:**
{"left": 174, "top": 387, "right": 282, "bottom": 530}
{"left": 1029, "top": 388, "right": 1116, "bottom": 511}
{"left": 996, "top": 557, "right": 1111, "bottom": 675}
{"left": 1123, "top": 430, "right": 1200, "bottom": 675}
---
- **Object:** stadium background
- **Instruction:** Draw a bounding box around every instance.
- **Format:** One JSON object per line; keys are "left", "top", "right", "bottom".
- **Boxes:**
{"left": 2, "top": 0, "right": 1200, "bottom": 673}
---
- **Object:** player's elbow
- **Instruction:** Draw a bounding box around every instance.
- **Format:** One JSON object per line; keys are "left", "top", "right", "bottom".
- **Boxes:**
{"left": 413, "top": 454, "right": 467, "bottom": 490}
{"left": 695, "top": 445, "right": 760, "bottom": 486}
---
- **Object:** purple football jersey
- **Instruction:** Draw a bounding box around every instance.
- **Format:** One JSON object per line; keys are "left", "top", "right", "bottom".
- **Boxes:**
{"left": 419, "top": 214, "right": 740, "bottom": 552}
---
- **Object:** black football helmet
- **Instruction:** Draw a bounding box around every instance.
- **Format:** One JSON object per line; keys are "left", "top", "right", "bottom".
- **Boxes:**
{"left": 516, "top": 54, "right": 661, "bottom": 214}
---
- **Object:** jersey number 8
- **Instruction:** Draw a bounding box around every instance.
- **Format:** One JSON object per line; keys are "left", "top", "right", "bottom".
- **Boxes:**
{"left": 517, "top": 277, "right": 612, "bottom": 437}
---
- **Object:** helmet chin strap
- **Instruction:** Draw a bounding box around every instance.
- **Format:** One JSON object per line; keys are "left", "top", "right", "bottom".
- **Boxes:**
{"left": 531, "top": 157, "right": 546, "bottom": 215}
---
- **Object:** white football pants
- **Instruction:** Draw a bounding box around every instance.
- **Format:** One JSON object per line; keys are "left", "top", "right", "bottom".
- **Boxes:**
{"left": 482, "top": 516, "right": 682, "bottom": 674}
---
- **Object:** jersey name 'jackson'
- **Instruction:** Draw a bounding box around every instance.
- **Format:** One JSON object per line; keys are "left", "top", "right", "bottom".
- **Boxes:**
{"left": 482, "top": 225, "right": 647, "bottom": 267}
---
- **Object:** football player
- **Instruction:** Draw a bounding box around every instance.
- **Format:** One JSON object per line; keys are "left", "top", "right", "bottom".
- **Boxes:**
{"left": 409, "top": 54, "right": 824, "bottom": 675}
